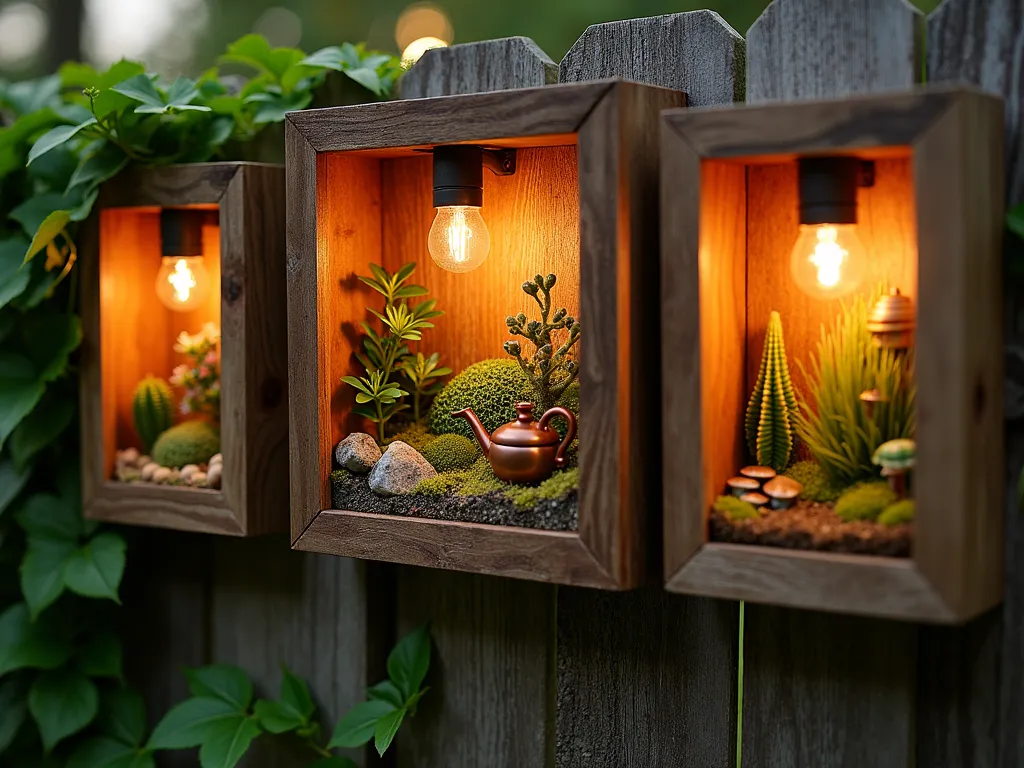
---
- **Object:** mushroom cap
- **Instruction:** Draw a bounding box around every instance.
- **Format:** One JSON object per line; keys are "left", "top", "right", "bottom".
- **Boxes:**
{"left": 726, "top": 476, "right": 761, "bottom": 492}
{"left": 739, "top": 492, "right": 769, "bottom": 506}
{"left": 872, "top": 439, "right": 916, "bottom": 469}
{"left": 763, "top": 476, "right": 802, "bottom": 499}
{"left": 740, "top": 465, "right": 777, "bottom": 481}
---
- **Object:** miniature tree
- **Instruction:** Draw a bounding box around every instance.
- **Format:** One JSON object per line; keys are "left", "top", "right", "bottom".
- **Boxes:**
{"left": 503, "top": 273, "right": 581, "bottom": 413}
{"left": 744, "top": 311, "right": 797, "bottom": 472}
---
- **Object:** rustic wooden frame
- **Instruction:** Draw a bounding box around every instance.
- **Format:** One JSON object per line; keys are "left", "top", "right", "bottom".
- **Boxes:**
{"left": 80, "top": 163, "right": 289, "bottom": 536}
{"left": 286, "top": 80, "right": 684, "bottom": 589}
{"left": 661, "top": 85, "right": 1005, "bottom": 622}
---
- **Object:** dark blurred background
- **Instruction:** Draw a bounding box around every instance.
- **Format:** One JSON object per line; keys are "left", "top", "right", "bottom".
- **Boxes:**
{"left": 0, "top": 0, "right": 943, "bottom": 82}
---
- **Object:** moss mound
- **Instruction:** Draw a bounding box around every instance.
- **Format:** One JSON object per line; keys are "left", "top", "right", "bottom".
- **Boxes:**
{"left": 384, "top": 423, "right": 435, "bottom": 452}
{"left": 834, "top": 482, "right": 896, "bottom": 522}
{"left": 152, "top": 420, "right": 220, "bottom": 468}
{"left": 421, "top": 433, "right": 478, "bottom": 473}
{"left": 785, "top": 460, "right": 843, "bottom": 503}
{"left": 428, "top": 359, "right": 531, "bottom": 438}
{"left": 878, "top": 499, "right": 915, "bottom": 527}
{"left": 505, "top": 468, "right": 579, "bottom": 509}
{"left": 713, "top": 494, "right": 759, "bottom": 521}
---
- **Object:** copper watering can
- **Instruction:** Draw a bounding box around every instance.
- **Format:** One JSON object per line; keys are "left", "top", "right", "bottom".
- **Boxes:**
{"left": 452, "top": 402, "right": 577, "bottom": 484}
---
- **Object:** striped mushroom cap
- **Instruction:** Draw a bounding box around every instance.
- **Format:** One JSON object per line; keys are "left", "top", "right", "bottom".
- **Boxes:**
{"left": 872, "top": 439, "right": 916, "bottom": 471}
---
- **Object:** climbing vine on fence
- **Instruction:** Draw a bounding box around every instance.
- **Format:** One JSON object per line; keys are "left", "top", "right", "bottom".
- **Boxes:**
{"left": 0, "top": 35, "right": 428, "bottom": 767}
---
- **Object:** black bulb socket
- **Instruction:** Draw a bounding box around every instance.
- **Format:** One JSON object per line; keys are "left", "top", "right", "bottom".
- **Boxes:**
{"left": 798, "top": 156, "right": 874, "bottom": 226}
{"left": 160, "top": 209, "right": 205, "bottom": 257}
{"left": 432, "top": 145, "right": 516, "bottom": 207}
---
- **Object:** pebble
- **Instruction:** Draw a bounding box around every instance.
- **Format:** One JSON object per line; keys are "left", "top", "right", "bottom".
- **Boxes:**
{"left": 140, "top": 462, "right": 160, "bottom": 482}
{"left": 209, "top": 453, "right": 222, "bottom": 465}
{"left": 180, "top": 464, "right": 200, "bottom": 481}
{"left": 368, "top": 441, "right": 435, "bottom": 495}
{"left": 191, "top": 471, "right": 208, "bottom": 487}
{"left": 152, "top": 467, "right": 172, "bottom": 484}
{"left": 335, "top": 433, "right": 382, "bottom": 474}
{"left": 207, "top": 463, "right": 222, "bottom": 489}
{"left": 117, "top": 447, "right": 140, "bottom": 466}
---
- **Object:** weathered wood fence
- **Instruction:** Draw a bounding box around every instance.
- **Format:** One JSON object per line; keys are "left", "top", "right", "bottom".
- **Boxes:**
{"left": 123, "top": 0, "right": 1024, "bottom": 765}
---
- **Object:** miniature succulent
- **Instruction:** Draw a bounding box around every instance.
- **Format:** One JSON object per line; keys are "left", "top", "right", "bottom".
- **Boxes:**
{"left": 152, "top": 420, "right": 220, "bottom": 468}
{"left": 428, "top": 358, "right": 531, "bottom": 438}
{"left": 170, "top": 322, "right": 221, "bottom": 420}
{"left": 878, "top": 499, "right": 915, "bottom": 527}
{"left": 744, "top": 311, "right": 798, "bottom": 472}
{"left": 503, "top": 273, "right": 581, "bottom": 413}
{"left": 398, "top": 351, "right": 451, "bottom": 423}
{"left": 132, "top": 375, "right": 174, "bottom": 452}
{"left": 834, "top": 481, "right": 896, "bottom": 522}
{"left": 872, "top": 438, "right": 915, "bottom": 497}
{"left": 421, "top": 433, "right": 479, "bottom": 473}
{"left": 713, "top": 495, "right": 760, "bottom": 521}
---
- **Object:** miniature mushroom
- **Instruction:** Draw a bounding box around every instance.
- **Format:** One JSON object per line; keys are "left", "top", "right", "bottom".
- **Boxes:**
{"left": 740, "top": 466, "right": 776, "bottom": 485}
{"left": 872, "top": 439, "right": 915, "bottom": 498}
{"left": 858, "top": 389, "right": 887, "bottom": 420}
{"left": 739, "top": 492, "right": 769, "bottom": 508}
{"left": 763, "top": 476, "right": 802, "bottom": 510}
{"left": 726, "top": 476, "right": 761, "bottom": 497}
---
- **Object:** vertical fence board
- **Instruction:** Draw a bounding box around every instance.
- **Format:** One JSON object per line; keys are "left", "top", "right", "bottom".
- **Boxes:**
{"left": 924, "top": 2, "right": 1024, "bottom": 765}
{"left": 741, "top": 1, "right": 921, "bottom": 765}
{"left": 558, "top": 11, "right": 746, "bottom": 105}
{"left": 555, "top": 15, "right": 742, "bottom": 767}
{"left": 392, "top": 37, "right": 559, "bottom": 768}
{"left": 746, "top": 0, "right": 924, "bottom": 103}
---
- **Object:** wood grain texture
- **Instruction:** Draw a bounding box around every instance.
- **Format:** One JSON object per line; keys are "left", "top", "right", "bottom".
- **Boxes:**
{"left": 559, "top": 11, "right": 745, "bottom": 106}
{"left": 400, "top": 37, "right": 558, "bottom": 99}
{"left": 556, "top": 588, "right": 738, "bottom": 768}
{"left": 745, "top": 0, "right": 924, "bottom": 104}
{"left": 394, "top": 568, "right": 554, "bottom": 767}
{"left": 742, "top": 604, "right": 916, "bottom": 767}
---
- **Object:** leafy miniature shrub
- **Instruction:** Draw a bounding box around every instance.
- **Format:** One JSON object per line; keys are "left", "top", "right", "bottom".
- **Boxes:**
{"left": 132, "top": 375, "right": 174, "bottom": 451}
{"left": 785, "top": 460, "right": 843, "bottom": 503}
{"left": 505, "top": 468, "right": 580, "bottom": 509}
{"left": 745, "top": 311, "right": 798, "bottom": 472}
{"left": 428, "top": 359, "right": 531, "bottom": 438}
{"left": 152, "top": 420, "right": 220, "bottom": 468}
{"left": 834, "top": 481, "right": 896, "bottom": 522}
{"left": 385, "top": 423, "right": 435, "bottom": 452}
{"left": 713, "top": 495, "right": 759, "bottom": 521}
{"left": 421, "top": 433, "right": 478, "bottom": 472}
{"left": 878, "top": 499, "right": 915, "bottom": 527}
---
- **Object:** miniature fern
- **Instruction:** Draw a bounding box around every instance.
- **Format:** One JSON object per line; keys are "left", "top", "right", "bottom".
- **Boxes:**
{"left": 744, "top": 311, "right": 797, "bottom": 472}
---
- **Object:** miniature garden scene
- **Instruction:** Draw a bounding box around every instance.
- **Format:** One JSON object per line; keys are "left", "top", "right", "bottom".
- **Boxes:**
{"left": 709, "top": 157, "right": 917, "bottom": 557}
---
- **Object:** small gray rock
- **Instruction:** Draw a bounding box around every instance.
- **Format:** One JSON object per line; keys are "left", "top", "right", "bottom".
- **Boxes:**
{"left": 368, "top": 441, "right": 436, "bottom": 496}
{"left": 334, "top": 432, "right": 382, "bottom": 473}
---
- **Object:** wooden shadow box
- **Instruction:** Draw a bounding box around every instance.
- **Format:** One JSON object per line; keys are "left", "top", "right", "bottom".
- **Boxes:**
{"left": 286, "top": 81, "right": 684, "bottom": 588}
{"left": 80, "top": 163, "right": 289, "bottom": 536}
{"left": 660, "top": 86, "right": 1005, "bottom": 622}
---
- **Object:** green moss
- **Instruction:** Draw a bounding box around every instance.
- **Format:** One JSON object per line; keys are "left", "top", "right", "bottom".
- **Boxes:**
{"left": 421, "top": 433, "right": 478, "bottom": 472}
{"left": 428, "top": 359, "right": 531, "bottom": 438}
{"left": 151, "top": 420, "right": 220, "bottom": 468}
{"left": 713, "top": 495, "right": 759, "bottom": 521}
{"left": 504, "top": 468, "right": 579, "bottom": 509}
{"left": 834, "top": 482, "right": 896, "bottom": 522}
{"left": 414, "top": 472, "right": 464, "bottom": 496}
{"left": 878, "top": 499, "right": 915, "bottom": 527}
{"left": 457, "top": 457, "right": 507, "bottom": 496}
{"left": 384, "top": 423, "right": 435, "bottom": 452}
{"left": 785, "top": 460, "right": 843, "bottom": 503}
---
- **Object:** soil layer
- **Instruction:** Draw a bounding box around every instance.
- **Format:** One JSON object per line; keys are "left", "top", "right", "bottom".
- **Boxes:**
{"left": 331, "top": 471, "right": 578, "bottom": 531}
{"left": 710, "top": 499, "right": 911, "bottom": 557}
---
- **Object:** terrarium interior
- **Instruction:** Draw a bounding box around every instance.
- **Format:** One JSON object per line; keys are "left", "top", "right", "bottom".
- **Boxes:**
{"left": 702, "top": 150, "right": 918, "bottom": 557}
{"left": 99, "top": 206, "right": 224, "bottom": 491}
{"left": 320, "top": 141, "right": 583, "bottom": 530}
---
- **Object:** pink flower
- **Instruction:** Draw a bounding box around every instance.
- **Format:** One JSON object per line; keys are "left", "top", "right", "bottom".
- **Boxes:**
{"left": 198, "top": 366, "right": 211, "bottom": 378}
{"left": 180, "top": 401, "right": 191, "bottom": 415}
{"left": 204, "top": 351, "right": 218, "bottom": 365}
{"left": 169, "top": 365, "right": 187, "bottom": 387}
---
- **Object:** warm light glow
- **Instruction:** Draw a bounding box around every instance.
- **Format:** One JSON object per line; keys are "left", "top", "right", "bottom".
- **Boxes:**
{"left": 155, "top": 256, "right": 210, "bottom": 311}
{"left": 402, "top": 36, "right": 448, "bottom": 67}
{"left": 789, "top": 223, "right": 866, "bottom": 299}
{"left": 395, "top": 3, "right": 452, "bottom": 50}
{"left": 427, "top": 206, "right": 489, "bottom": 273}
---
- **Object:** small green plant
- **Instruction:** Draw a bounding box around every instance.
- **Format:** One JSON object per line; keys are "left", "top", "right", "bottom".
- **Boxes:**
{"left": 503, "top": 273, "right": 581, "bottom": 413}
{"left": 784, "top": 460, "right": 843, "bottom": 503}
{"left": 152, "top": 420, "right": 220, "bottom": 467}
{"left": 399, "top": 351, "right": 451, "bottom": 423}
{"left": 132, "top": 375, "right": 174, "bottom": 451}
{"left": 421, "top": 433, "right": 478, "bottom": 472}
{"left": 796, "top": 288, "right": 915, "bottom": 488}
{"left": 428, "top": 358, "right": 531, "bottom": 438}
{"left": 713, "top": 495, "right": 760, "bottom": 521}
{"left": 169, "top": 322, "right": 220, "bottom": 420}
{"left": 744, "top": 311, "right": 798, "bottom": 472}
{"left": 504, "top": 467, "right": 580, "bottom": 509}
{"left": 834, "top": 481, "right": 896, "bottom": 522}
{"left": 878, "top": 499, "right": 915, "bottom": 527}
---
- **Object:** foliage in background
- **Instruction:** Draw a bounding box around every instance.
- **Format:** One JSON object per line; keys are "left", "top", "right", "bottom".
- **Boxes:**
{"left": 0, "top": 33, "right": 411, "bottom": 767}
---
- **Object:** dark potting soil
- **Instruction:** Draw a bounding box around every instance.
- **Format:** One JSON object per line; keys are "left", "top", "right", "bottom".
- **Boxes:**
{"left": 709, "top": 499, "right": 911, "bottom": 557}
{"left": 330, "top": 471, "right": 579, "bottom": 531}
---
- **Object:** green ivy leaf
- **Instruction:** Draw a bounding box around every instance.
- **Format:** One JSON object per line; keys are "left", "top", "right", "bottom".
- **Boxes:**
{"left": 0, "top": 237, "right": 31, "bottom": 310}
{"left": 197, "top": 715, "right": 262, "bottom": 768}
{"left": 76, "top": 631, "right": 123, "bottom": 678}
{"left": 110, "top": 74, "right": 164, "bottom": 110}
{"left": 253, "top": 699, "right": 303, "bottom": 734}
{"left": 373, "top": 706, "right": 405, "bottom": 756}
{"left": 15, "top": 493, "right": 82, "bottom": 541}
{"left": 0, "top": 603, "right": 72, "bottom": 675}
{"left": 243, "top": 90, "right": 312, "bottom": 124}
{"left": 12, "top": 198, "right": 71, "bottom": 262}
{"left": 19, "top": 311, "right": 82, "bottom": 381}
{"left": 63, "top": 532, "right": 126, "bottom": 602}
{"left": 67, "top": 737, "right": 147, "bottom": 768}
{"left": 327, "top": 699, "right": 396, "bottom": 749}
{"left": 185, "top": 665, "right": 254, "bottom": 711}
{"left": 386, "top": 624, "right": 431, "bottom": 701}
{"left": 0, "top": 676, "right": 27, "bottom": 752}
{"left": 366, "top": 680, "right": 404, "bottom": 708}
{"left": 10, "top": 389, "right": 74, "bottom": 471}
{"left": 26, "top": 119, "right": 97, "bottom": 165}
{"left": 28, "top": 667, "right": 100, "bottom": 751}
{"left": 20, "top": 535, "right": 75, "bottom": 618}
{"left": 220, "top": 35, "right": 304, "bottom": 80}
{"left": 1, "top": 75, "right": 60, "bottom": 115}
{"left": 147, "top": 696, "right": 238, "bottom": 749}
{"left": 97, "top": 687, "right": 146, "bottom": 747}
{"left": 0, "top": 353, "right": 45, "bottom": 450}
{"left": 66, "top": 142, "right": 129, "bottom": 195}
{"left": 0, "top": 458, "right": 31, "bottom": 517}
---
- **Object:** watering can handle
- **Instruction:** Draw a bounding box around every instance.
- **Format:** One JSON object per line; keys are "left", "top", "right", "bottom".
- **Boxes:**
{"left": 538, "top": 406, "right": 577, "bottom": 468}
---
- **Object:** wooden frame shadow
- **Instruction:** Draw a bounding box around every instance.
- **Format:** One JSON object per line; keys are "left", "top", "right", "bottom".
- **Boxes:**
{"left": 660, "top": 86, "right": 1005, "bottom": 622}
{"left": 286, "top": 80, "right": 684, "bottom": 589}
{"left": 80, "top": 163, "right": 289, "bottom": 536}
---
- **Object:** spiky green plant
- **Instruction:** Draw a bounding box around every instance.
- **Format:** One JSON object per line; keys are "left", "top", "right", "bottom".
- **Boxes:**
{"left": 795, "top": 287, "right": 915, "bottom": 488}
{"left": 744, "top": 311, "right": 798, "bottom": 472}
{"left": 132, "top": 375, "right": 174, "bottom": 451}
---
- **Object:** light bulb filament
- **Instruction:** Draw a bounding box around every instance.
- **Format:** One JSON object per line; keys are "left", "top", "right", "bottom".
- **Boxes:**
{"left": 809, "top": 225, "right": 846, "bottom": 289}
{"left": 446, "top": 208, "right": 472, "bottom": 264}
{"left": 168, "top": 258, "right": 197, "bottom": 303}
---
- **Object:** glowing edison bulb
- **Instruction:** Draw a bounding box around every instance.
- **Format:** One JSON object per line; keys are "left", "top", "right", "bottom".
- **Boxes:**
{"left": 155, "top": 256, "right": 210, "bottom": 311}
{"left": 789, "top": 224, "right": 867, "bottom": 299}
{"left": 427, "top": 206, "right": 490, "bottom": 273}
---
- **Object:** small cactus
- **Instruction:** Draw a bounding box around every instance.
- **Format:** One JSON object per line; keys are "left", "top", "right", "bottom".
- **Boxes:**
{"left": 744, "top": 311, "right": 798, "bottom": 472}
{"left": 133, "top": 376, "right": 175, "bottom": 452}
